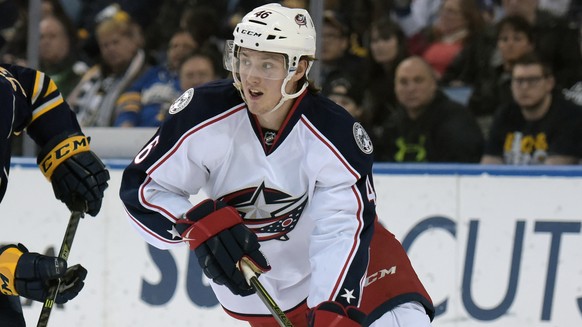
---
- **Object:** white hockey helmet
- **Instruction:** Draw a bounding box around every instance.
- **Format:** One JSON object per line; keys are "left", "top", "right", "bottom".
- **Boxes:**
{"left": 226, "top": 3, "right": 317, "bottom": 111}
{"left": 233, "top": 3, "right": 315, "bottom": 74}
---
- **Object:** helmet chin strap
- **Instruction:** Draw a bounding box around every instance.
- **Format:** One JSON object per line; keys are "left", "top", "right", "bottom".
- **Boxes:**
{"left": 233, "top": 70, "right": 310, "bottom": 115}
{"left": 266, "top": 73, "right": 308, "bottom": 114}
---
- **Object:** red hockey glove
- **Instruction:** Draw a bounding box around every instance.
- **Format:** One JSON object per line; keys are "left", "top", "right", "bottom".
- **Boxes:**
{"left": 175, "top": 199, "right": 271, "bottom": 296}
{"left": 38, "top": 133, "right": 110, "bottom": 216}
{"left": 0, "top": 244, "right": 87, "bottom": 303}
{"left": 308, "top": 301, "right": 366, "bottom": 327}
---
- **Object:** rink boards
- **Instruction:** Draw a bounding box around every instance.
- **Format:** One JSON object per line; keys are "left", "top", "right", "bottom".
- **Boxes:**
{"left": 1, "top": 160, "right": 581, "bottom": 327}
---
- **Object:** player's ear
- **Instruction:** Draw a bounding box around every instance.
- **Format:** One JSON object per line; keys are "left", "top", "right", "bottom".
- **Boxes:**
{"left": 292, "top": 59, "right": 308, "bottom": 82}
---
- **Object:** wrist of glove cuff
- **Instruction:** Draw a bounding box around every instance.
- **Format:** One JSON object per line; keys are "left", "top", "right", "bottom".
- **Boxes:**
{"left": 176, "top": 199, "right": 243, "bottom": 250}
{"left": 37, "top": 132, "right": 91, "bottom": 180}
{"left": 37, "top": 132, "right": 110, "bottom": 216}
{"left": 0, "top": 244, "right": 27, "bottom": 296}
{"left": 308, "top": 301, "right": 366, "bottom": 327}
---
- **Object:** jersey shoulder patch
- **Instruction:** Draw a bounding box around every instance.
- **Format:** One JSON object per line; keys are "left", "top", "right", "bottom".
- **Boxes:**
{"left": 353, "top": 122, "right": 373, "bottom": 154}
{"left": 169, "top": 88, "right": 194, "bottom": 114}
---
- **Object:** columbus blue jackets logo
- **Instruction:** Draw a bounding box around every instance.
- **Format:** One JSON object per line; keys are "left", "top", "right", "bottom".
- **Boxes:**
{"left": 221, "top": 182, "right": 307, "bottom": 241}
{"left": 353, "top": 122, "right": 373, "bottom": 154}
{"left": 169, "top": 88, "right": 194, "bottom": 114}
{"left": 295, "top": 14, "right": 307, "bottom": 27}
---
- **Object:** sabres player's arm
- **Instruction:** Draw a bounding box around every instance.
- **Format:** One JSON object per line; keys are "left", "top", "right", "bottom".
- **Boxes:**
{"left": 0, "top": 64, "right": 108, "bottom": 320}
{"left": 2, "top": 64, "right": 109, "bottom": 215}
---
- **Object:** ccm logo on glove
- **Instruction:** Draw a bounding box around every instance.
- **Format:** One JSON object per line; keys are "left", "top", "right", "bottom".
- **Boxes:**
{"left": 38, "top": 135, "right": 90, "bottom": 180}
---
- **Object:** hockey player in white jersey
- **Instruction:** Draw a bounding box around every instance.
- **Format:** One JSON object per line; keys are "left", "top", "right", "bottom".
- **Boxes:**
{"left": 120, "top": 3, "right": 434, "bottom": 326}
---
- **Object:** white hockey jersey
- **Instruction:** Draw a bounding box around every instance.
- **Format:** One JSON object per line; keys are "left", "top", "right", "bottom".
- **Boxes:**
{"left": 120, "top": 80, "right": 432, "bottom": 322}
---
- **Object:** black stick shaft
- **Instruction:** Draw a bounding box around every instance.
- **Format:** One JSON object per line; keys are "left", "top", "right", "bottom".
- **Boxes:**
{"left": 36, "top": 211, "right": 84, "bottom": 327}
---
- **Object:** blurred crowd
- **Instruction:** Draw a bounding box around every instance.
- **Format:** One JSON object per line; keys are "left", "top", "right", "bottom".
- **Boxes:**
{"left": 2, "top": 0, "right": 582, "bottom": 165}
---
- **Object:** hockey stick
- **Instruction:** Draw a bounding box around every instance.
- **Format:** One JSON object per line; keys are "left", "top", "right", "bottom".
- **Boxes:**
{"left": 36, "top": 210, "right": 84, "bottom": 327}
{"left": 240, "top": 259, "right": 294, "bottom": 327}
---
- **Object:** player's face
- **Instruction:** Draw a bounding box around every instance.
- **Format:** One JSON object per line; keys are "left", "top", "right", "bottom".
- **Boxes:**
{"left": 511, "top": 64, "right": 554, "bottom": 109}
{"left": 237, "top": 48, "right": 289, "bottom": 115}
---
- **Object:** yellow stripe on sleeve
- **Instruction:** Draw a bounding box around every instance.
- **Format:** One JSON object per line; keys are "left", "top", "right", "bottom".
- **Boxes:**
{"left": 44, "top": 79, "right": 58, "bottom": 97}
{"left": 30, "top": 95, "right": 64, "bottom": 123}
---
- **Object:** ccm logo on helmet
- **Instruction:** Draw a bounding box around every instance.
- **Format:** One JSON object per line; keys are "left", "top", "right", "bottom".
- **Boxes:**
{"left": 240, "top": 29, "right": 262, "bottom": 37}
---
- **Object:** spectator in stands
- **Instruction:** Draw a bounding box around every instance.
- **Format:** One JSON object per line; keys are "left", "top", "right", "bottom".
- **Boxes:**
{"left": 114, "top": 29, "right": 197, "bottom": 127}
{"left": 375, "top": 56, "right": 483, "bottom": 163}
{"left": 39, "top": 13, "right": 89, "bottom": 98}
{"left": 445, "top": 15, "right": 536, "bottom": 137}
{"left": 408, "top": 0, "right": 487, "bottom": 78}
{"left": 322, "top": 73, "right": 366, "bottom": 122}
{"left": 501, "top": 0, "right": 581, "bottom": 88}
{"left": 143, "top": 2, "right": 229, "bottom": 62}
{"left": 75, "top": 1, "right": 162, "bottom": 62}
{"left": 327, "top": 0, "right": 375, "bottom": 56}
{"left": 178, "top": 50, "right": 223, "bottom": 91}
{"left": 482, "top": 53, "right": 582, "bottom": 165}
{"left": 363, "top": 16, "right": 408, "bottom": 142}
{"left": 1, "top": 0, "right": 83, "bottom": 66}
{"left": 137, "top": 49, "right": 224, "bottom": 125}
{"left": 319, "top": 10, "right": 365, "bottom": 87}
{"left": 67, "top": 10, "right": 148, "bottom": 127}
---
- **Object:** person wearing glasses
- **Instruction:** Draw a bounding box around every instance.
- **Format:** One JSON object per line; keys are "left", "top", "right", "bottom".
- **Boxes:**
{"left": 481, "top": 53, "right": 582, "bottom": 165}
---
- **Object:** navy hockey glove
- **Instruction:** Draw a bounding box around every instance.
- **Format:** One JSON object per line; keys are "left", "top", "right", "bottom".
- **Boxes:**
{"left": 175, "top": 199, "right": 271, "bottom": 296}
{"left": 38, "top": 133, "right": 110, "bottom": 216}
{"left": 308, "top": 301, "right": 366, "bottom": 327}
{"left": 0, "top": 244, "right": 87, "bottom": 303}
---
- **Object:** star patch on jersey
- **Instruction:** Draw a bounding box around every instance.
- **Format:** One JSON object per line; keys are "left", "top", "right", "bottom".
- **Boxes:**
{"left": 221, "top": 182, "right": 307, "bottom": 241}
{"left": 353, "top": 122, "right": 373, "bottom": 154}
{"left": 169, "top": 88, "right": 194, "bottom": 114}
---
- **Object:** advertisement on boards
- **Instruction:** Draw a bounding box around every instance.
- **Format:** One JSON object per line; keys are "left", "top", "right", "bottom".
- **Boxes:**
{"left": 1, "top": 163, "right": 580, "bottom": 326}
